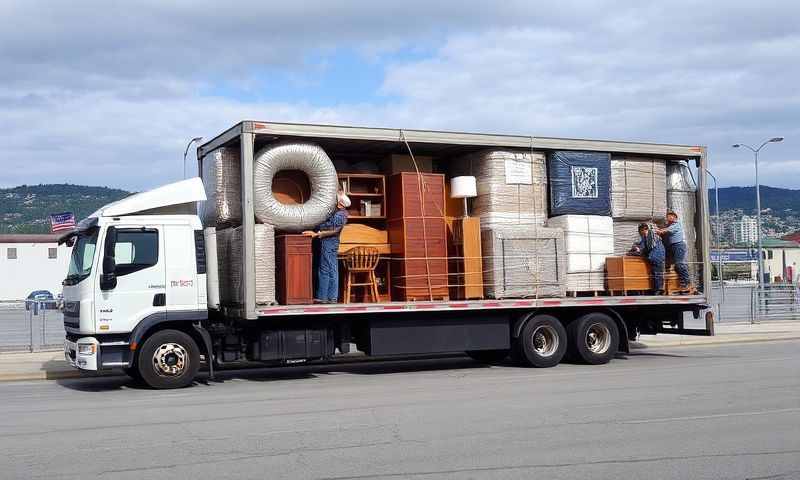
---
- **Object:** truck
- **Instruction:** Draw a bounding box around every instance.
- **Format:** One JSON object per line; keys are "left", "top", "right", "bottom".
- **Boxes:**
{"left": 61, "top": 121, "right": 714, "bottom": 389}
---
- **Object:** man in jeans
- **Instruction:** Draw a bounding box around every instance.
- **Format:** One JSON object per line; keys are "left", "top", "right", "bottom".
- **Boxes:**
{"left": 303, "top": 192, "right": 351, "bottom": 303}
{"left": 657, "top": 211, "right": 694, "bottom": 294}
{"left": 628, "top": 223, "right": 666, "bottom": 295}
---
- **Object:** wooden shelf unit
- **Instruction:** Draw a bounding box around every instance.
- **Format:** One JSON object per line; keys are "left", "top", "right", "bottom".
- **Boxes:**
{"left": 338, "top": 173, "right": 387, "bottom": 221}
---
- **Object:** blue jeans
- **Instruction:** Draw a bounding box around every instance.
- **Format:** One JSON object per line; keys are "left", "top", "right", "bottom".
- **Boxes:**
{"left": 649, "top": 257, "right": 665, "bottom": 291}
{"left": 316, "top": 240, "right": 339, "bottom": 302}
{"left": 669, "top": 241, "right": 690, "bottom": 288}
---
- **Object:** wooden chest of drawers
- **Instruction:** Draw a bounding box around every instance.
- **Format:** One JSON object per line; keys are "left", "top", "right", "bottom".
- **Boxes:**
{"left": 606, "top": 256, "right": 680, "bottom": 294}
{"left": 275, "top": 235, "right": 313, "bottom": 305}
{"left": 388, "top": 172, "right": 446, "bottom": 219}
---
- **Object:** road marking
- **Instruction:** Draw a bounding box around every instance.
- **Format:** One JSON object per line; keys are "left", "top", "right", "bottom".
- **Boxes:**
{"left": 622, "top": 407, "right": 800, "bottom": 424}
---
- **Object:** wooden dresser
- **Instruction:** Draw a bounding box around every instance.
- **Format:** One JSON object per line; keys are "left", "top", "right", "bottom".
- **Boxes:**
{"left": 447, "top": 217, "right": 484, "bottom": 299}
{"left": 275, "top": 235, "right": 313, "bottom": 305}
{"left": 388, "top": 173, "right": 449, "bottom": 301}
{"left": 606, "top": 256, "right": 680, "bottom": 295}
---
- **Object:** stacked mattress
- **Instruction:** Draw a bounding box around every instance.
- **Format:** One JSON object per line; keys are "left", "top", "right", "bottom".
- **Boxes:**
{"left": 611, "top": 155, "right": 667, "bottom": 221}
{"left": 200, "top": 146, "right": 242, "bottom": 228}
{"left": 216, "top": 224, "right": 276, "bottom": 306}
{"left": 548, "top": 151, "right": 611, "bottom": 217}
{"left": 481, "top": 226, "right": 566, "bottom": 299}
{"left": 546, "top": 215, "right": 614, "bottom": 292}
{"left": 451, "top": 149, "right": 548, "bottom": 228}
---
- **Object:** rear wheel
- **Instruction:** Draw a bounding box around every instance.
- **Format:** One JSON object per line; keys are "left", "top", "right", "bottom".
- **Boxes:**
{"left": 566, "top": 312, "right": 619, "bottom": 365}
{"left": 137, "top": 329, "right": 200, "bottom": 389}
{"left": 512, "top": 314, "right": 567, "bottom": 368}
{"left": 466, "top": 349, "right": 510, "bottom": 364}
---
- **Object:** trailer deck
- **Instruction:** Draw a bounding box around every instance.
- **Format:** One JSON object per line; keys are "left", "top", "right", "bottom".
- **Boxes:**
{"left": 253, "top": 295, "right": 707, "bottom": 317}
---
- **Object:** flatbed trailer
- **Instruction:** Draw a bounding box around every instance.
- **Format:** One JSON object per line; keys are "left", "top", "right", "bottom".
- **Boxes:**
{"left": 60, "top": 120, "right": 713, "bottom": 389}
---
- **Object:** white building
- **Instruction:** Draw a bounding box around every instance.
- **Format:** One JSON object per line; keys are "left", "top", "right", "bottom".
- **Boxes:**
{"left": 734, "top": 215, "right": 758, "bottom": 245}
{"left": 0, "top": 234, "right": 72, "bottom": 301}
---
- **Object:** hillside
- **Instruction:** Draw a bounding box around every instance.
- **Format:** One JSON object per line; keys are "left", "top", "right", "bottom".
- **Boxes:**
{"left": 0, "top": 184, "right": 132, "bottom": 234}
{"left": 709, "top": 186, "right": 800, "bottom": 214}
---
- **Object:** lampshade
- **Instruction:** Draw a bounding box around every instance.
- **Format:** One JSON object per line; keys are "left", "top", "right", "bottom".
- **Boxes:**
{"left": 450, "top": 176, "right": 477, "bottom": 199}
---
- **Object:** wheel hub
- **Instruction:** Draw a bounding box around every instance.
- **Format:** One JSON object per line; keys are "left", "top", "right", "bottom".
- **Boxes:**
{"left": 531, "top": 325, "right": 558, "bottom": 357}
{"left": 585, "top": 323, "right": 611, "bottom": 354}
{"left": 152, "top": 343, "right": 187, "bottom": 377}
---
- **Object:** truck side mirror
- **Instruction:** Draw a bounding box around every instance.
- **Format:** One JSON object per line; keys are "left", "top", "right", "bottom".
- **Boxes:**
{"left": 100, "top": 227, "right": 118, "bottom": 291}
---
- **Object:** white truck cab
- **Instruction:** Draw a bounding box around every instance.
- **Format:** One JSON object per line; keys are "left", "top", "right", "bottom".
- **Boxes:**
{"left": 61, "top": 178, "right": 210, "bottom": 383}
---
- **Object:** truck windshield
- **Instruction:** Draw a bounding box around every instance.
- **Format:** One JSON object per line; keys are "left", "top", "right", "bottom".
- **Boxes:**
{"left": 64, "top": 228, "right": 99, "bottom": 285}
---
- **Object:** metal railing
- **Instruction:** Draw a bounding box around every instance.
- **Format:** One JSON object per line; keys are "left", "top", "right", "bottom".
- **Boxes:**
{"left": 754, "top": 283, "right": 800, "bottom": 322}
{"left": 0, "top": 301, "right": 65, "bottom": 352}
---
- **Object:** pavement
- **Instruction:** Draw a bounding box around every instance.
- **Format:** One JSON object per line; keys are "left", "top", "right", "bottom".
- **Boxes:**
{"left": 1, "top": 340, "right": 799, "bottom": 479}
{"left": 1, "top": 321, "right": 799, "bottom": 383}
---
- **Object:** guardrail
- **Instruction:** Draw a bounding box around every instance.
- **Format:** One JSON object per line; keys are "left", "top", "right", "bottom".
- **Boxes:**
{"left": 0, "top": 301, "right": 64, "bottom": 352}
{"left": 754, "top": 283, "right": 800, "bottom": 323}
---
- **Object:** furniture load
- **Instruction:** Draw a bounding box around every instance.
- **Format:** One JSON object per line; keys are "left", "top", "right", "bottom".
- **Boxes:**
{"left": 481, "top": 226, "right": 566, "bottom": 299}
{"left": 546, "top": 215, "right": 614, "bottom": 293}
{"left": 611, "top": 155, "right": 667, "bottom": 221}
{"left": 200, "top": 146, "right": 242, "bottom": 227}
{"left": 450, "top": 149, "right": 548, "bottom": 229}
{"left": 606, "top": 256, "right": 681, "bottom": 295}
{"left": 548, "top": 151, "right": 611, "bottom": 217}
{"left": 447, "top": 217, "right": 484, "bottom": 300}
{"left": 216, "top": 224, "right": 276, "bottom": 306}
{"left": 388, "top": 172, "right": 449, "bottom": 301}
{"left": 342, "top": 246, "right": 381, "bottom": 303}
{"left": 275, "top": 234, "right": 313, "bottom": 305}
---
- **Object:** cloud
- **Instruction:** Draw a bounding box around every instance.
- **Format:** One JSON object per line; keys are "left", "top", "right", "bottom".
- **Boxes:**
{"left": 0, "top": 1, "right": 797, "bottom": 190}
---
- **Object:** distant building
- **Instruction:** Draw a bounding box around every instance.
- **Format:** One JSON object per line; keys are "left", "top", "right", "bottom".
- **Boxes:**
{"left": 0, "top": 234, "right": 71, "bottom": 301}
{"left": 733, "top": 215, "right": 759, "bottom": 245}
{"left": 782, "top": 230, "right": 800, "bottom": 243}
{"left": 761, "top": 238, "right": 800, "bottom": 284}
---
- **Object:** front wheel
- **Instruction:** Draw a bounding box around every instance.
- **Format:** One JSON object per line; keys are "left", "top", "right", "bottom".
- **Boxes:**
{"left": 512, "top": 314, "right": 567, "bottom": 368}
{"left": 137, "top": 329, "right": 200, "bottom": 389}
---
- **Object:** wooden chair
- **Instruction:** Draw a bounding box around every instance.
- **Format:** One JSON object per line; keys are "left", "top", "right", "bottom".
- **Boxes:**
{"left": 342, "top": 246, "right": 381, "bottom": 303}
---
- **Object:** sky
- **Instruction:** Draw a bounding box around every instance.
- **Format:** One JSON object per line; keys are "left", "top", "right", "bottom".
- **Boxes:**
{"left": 1, "top": 1, "right": 798, "bottom": 191}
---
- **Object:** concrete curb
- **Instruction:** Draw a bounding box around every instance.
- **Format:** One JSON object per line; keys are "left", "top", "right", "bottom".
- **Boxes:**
{"left": 1, "top": 335, "right": 799, "bottom": 383}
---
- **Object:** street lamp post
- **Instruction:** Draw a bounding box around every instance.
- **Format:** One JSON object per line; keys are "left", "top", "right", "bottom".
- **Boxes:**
{"left": 704, "top": 168, "right": 723, "bottom": 300}
{"left": 183, "top": 137, "right": 204, "bottom": 179}
{"left": 732, "top": 137, "right": 784, "bottom": 292}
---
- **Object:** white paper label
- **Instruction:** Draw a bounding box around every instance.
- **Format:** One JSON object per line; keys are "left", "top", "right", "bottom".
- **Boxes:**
{"left": 571, "top": 166, "right": 598, "bottom": 198}
{"left": 504, "top": 156, "right": 532, "bottom": 185}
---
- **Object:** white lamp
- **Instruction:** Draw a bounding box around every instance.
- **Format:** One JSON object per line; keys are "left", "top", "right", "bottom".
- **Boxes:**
{"left": 450, "top": 176, "right": 478, "bottom": 217}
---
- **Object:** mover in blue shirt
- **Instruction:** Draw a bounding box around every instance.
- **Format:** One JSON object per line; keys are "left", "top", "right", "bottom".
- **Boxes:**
{"left": 628, "top": 223, "right": 666, "bottom": 294}
{"left": 657, "top": 211, "right": 695, "bottom": 294}
{"left": 303, "top": 192, "right": 350, "bottom": 303}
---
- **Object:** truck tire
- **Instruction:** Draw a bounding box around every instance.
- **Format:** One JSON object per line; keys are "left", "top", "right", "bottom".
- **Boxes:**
{"left": 123, "top": 366, "right": 143, "bottom": 383}
{"left": 466, "top": 349, "right": 510, "bottom": 364}
{"left": 566, "top": 313, "right": 619, "bottom": 365}
{"left": 511, "top": 314, "right": 567, "bottom": 368}
{"left": 137, "top": 329, "right": 200, "bottom": 389}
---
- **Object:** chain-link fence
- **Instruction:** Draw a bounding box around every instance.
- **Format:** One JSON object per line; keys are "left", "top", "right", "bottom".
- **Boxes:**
{"left": 710, "top": 281, "right": 800, "bottom": 324}
{"left": 0, "top": 301, "right": 65, "bottom": 352}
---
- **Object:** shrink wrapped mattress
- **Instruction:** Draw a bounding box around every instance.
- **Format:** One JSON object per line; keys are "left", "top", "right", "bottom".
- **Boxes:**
{"left": 611, "top": 156, "right": 667, "bottom": 220}
{"left": 450, "top": 149, "right": 548, "bottom": 228}
{"left": 546, "top": 215, "right": 614, "bottom": 292}
{"left": 548, "top": 151, "right": 611, "bottom": 216}
{"left": 253, "top": 142, "right": 338, "bottom": 232}
{"left": 481, "top": 226, "right": 566, "bottom": 299}
{"left": 216, "top": 224, "right": 276, "bottom": 306}
{"left": 613, "top": 220, "right": 644, "bottom": 255}
{"left": 200, "top": 147, "right": 242, "bottom": 227}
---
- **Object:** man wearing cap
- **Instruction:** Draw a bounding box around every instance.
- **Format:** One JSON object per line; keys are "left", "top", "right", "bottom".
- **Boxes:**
{"left": 304, "top": 191, "right": 350, "bottom": 303}
{"left": 657, "top": 210, "right": 694, "bottom": 294}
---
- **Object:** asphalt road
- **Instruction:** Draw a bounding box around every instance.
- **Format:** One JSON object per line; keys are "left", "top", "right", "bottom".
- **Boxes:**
{"left": 1, "top": 341, "right": 798, "bottom": 479}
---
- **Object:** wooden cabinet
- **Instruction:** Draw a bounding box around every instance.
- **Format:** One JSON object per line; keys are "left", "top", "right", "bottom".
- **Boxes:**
{"left": 388, "top": 172, "right": 446, "bottom": 219}
{"left": 338, "top": 173, "right": 386, "bottom": 222}
{"left": 606, "top": 256, "right": 680, "bottom": 295}
{"left": 275, "top": 235, "right": 313, "bottom": 305}
{"left": 448, "top": 217, "right": 484, "bottom": 300}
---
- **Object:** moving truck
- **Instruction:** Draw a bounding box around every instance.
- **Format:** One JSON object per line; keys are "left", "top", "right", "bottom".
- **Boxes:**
{"left": 61, "top": 121, "right": 714, "bottom": 389}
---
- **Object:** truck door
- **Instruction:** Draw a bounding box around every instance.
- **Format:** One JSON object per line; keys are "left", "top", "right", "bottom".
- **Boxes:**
{"left": 96, "top": 226, "right": 166, "bottom": 333}
{"left": 163, "top": 224, "right": 201, "bottom": 315}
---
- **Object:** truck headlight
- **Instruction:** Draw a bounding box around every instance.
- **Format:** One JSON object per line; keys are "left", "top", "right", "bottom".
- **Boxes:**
{"left": 77, "top": 344, "right": 96, "bottom": 355}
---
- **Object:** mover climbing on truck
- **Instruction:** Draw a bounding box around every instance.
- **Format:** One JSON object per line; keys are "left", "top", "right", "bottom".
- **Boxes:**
{"left": 61, "top": 121, "right": 714, "bottom": 389}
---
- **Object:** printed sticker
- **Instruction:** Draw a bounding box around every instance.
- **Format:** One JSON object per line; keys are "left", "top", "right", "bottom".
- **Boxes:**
{"left": 571, "top": 166, "right": 598, "bottom": 198}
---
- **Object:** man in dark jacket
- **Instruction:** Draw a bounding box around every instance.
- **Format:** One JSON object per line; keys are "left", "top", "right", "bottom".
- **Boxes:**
{"left": 629, "top": 223, "right": 666, "bottom": 295}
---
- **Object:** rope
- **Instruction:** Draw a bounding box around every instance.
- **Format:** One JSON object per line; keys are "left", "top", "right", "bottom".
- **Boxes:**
{"left": 400, "top": 129, "right": 434, "bottom": 300}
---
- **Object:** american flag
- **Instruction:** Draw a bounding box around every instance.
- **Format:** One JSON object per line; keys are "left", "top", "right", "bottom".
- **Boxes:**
{"left": 49, "top": 212, "right": 76, "bottom": 233}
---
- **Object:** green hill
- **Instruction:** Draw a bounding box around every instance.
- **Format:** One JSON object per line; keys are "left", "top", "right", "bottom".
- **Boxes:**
{"left": 709, "top": 186, "right": 800, "bottom": 215}
{"left": 0, "top": 184, "right": 132, "bottom": 234}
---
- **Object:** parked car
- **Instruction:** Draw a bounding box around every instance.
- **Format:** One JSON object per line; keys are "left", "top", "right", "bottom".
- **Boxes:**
{"left": 25, "top": 290, "right": 58, "bottom": 310}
